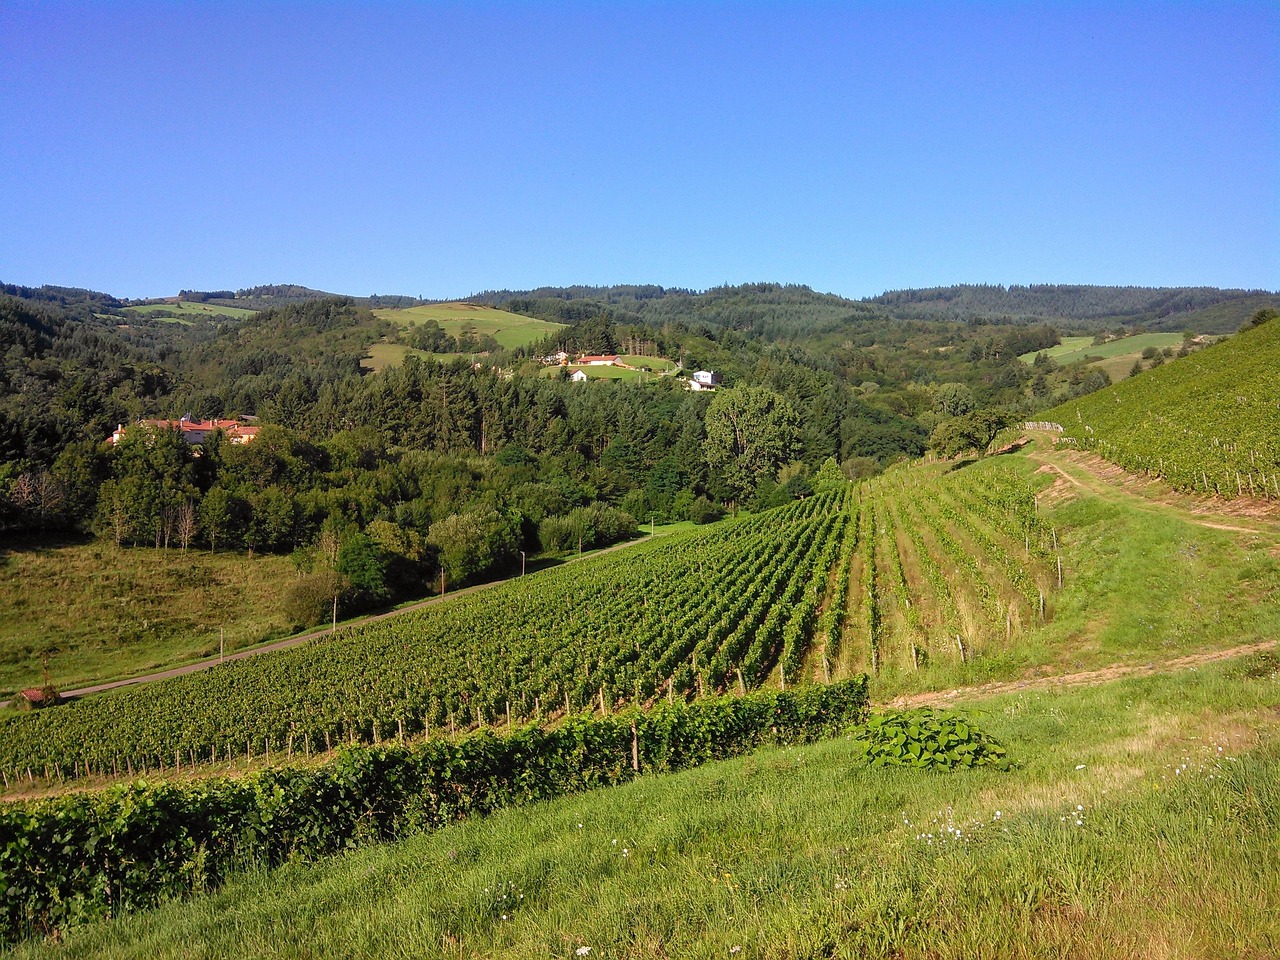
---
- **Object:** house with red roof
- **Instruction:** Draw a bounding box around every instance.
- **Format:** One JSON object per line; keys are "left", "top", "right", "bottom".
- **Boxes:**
{"left": 109, "top": 415, "right": 260, "bottom": 447}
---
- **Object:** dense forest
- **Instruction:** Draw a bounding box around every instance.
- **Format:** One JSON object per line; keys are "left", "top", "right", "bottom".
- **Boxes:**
{"left": 867, "top": 283, "right": 1275, "bottom": 333}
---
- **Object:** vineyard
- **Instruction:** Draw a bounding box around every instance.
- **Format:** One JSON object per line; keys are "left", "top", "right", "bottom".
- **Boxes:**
{"left": 0, "top": 462, "right": 1058, "bottom": 788}
{"left": 1050, "top": 318, "right": 1280, "bottom": 499}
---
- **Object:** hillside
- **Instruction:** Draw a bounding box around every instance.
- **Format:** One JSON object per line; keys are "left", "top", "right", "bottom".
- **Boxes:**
{"left": 1050, "top": 316, "right": 1280, "bottom": 498}
{"left": 868, "top": 283, "right": 1277, "bottom": 333}
{"left": 3, "top": 434, "right": 1279, "bottom": 953}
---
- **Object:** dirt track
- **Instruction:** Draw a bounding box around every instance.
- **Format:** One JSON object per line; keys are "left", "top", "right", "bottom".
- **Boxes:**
{"left": 886, "top": 640, "right": 1277, "bottom": 710}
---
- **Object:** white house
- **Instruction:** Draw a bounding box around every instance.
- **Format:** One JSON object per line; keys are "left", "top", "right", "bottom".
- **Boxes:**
{"left": 688, "top": 370, "right": 723, "bottom": 392}
{"left": 570, "top": 370, "right": 589, "bottom": 383}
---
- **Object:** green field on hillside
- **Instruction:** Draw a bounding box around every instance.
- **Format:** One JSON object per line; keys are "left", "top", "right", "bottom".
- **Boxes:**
{"left": 375, "top": 302, "right": 565, "bottom": 349}
{"left": 360, "top": 341, "right": 468, "bottom": 373}
{"left": 621, "top": 355, "right": 678, "bottom": 373}
{"left": 549, "top": 364, "right": 650, "bottom": 382}
{"left": 123, "top": 301, "right": 257, "bottom": 321}
{"left": 1051, "top": 319, "right": 1280, "bottom": 499}
{"left": 0, "top": 539, "right": 302, "bottom": 699}
{"left": 1018, "top": 332, "right": 1186, "bottom": 365}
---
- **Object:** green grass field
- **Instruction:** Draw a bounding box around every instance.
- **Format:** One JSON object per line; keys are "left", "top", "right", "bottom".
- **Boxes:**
{"left": 620, "top": 355, "right": 678, "bottom": 374}
{"left": 544, "top": 364, "right": 666, "bottom": 382}
{"left": 0, "top": 538, "right": 301, "bottom": 699}
{"left": 123, "top": 302, "right": 258, "bottom": 321}
{"left": 1018, "top": 332, "right": 1185, "bottom": 366}
{"left": 15, "top": 653, "right": 1278, "bottom": 959}
{"left": 374, "top": 303, "right": 566, "bottom": 350}
{"left": 359, "top": 342, "right": 469, "bottom": 373}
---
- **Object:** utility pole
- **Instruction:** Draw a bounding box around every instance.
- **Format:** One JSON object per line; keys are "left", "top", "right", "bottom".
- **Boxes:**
{"left": 520, "top": 550, "right": 526, "bottom": 576}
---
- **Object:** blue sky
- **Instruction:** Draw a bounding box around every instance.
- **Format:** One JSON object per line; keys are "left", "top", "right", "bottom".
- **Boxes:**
{"left": 1, "top": 1, "right": 1276, "bottom": 300}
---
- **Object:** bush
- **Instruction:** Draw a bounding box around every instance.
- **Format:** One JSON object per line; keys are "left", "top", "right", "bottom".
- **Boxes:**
{"left": 282, "top": 570, "right": 344, "bottom": 628}
{"left": 851, "top": 709, "right": 1011, "bottom": 770}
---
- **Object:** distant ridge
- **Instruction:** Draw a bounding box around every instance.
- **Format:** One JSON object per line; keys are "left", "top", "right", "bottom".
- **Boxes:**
{"left": 867, "top": 283, "right": 1276, "bottom": 333}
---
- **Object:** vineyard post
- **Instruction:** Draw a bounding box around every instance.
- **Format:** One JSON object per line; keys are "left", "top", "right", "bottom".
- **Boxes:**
{"left": 911, "top": 643, "right": 919, "bottom": 672}
{"left": 332, "top": 596, "right": 337, "bottom": 634}
{"left": 737, "top": 667, "right": 746, "bottom": 695}
{"left": 1057, "top": 555, "right": 1063, "bottom": 590}
{"left": 1039, "top": 591, "right": 1046, "bottom": 621}
{"left": 398, "top": 718, "right": 404, "bottom": 743}
{"left": 220, "top": 626, "right": 224, "bottom": 663}
{"left": 631, "top": 722, "right": 640, "bottom": 773}
{"left": 956, "top": 635, "right": 966, "bottom": 664}
{"left": 506, "top": 700, "right": 511, "bottom": 728}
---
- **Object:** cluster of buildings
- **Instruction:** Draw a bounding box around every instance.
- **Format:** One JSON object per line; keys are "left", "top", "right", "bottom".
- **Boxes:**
{"left": 108, "top": 415, "right": 260, "bottom": 447}
{"left": 537, "top": 351, "right": 723, "bottom": 391}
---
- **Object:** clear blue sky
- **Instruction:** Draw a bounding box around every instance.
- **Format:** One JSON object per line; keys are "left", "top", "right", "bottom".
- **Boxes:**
{"left": 2, "top": 1, "right": 1276, "bottom": 300}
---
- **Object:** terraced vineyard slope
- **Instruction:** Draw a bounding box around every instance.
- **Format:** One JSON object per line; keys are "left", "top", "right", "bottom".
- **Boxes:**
{"left": 1050, "top": 317, "right": 1280, "bottom": 499}
{"left": 0, "top": 466, "right": 1058, "bottom": 788}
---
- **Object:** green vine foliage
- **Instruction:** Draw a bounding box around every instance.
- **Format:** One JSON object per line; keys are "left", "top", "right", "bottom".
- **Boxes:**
{"left": 0, "top": 679, "right": 868, "bottom": 946}
{"left": 851, "top": 709, "right": 1011, "bottom": 770}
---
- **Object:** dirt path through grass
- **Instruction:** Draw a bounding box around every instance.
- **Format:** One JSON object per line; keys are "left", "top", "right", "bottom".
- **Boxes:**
{"left": 885, "top": 639, "right": 1277, "bottom": 710}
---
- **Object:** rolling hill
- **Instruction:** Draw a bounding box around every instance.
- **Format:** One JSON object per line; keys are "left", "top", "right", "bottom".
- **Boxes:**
{"left": 1050, "top": 316, "right": 1280, "bottom": 499}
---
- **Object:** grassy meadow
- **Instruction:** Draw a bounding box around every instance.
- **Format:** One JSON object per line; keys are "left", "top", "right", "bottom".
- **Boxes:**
{"left": 0, "top": 537, "right": 301, "bottom": 699}
{"left": 1018, "top": 332, "right": 1194, "bottom": 382}
{"left": 13, "top": 651, "right": 1278, "bottom": 959}
{"left": 123, "top": 302, "right": 258, "bottom": 321}
{"left": 374, "top": 302, "right": 566, "bottom": 349}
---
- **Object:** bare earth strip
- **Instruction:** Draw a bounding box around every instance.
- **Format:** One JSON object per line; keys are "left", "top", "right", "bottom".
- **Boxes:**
{"left": 886, "top": 640, "right": 1277, "bottom": 710}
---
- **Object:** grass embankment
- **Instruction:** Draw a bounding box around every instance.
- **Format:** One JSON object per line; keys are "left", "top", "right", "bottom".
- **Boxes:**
{"left": 15, "top": 652, "right": 1279, "bottom": 959}
{"left": 0, "top": 539, "right": 299, "bottom": 699}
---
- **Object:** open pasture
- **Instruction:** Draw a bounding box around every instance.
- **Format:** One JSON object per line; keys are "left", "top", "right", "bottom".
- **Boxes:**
{"left": 375, "top": 302, "right": 565, "bottom": 350}
{"left": 1018, "top": 332, "right": 1185, "bottom": 366}
{"left": 123, "top": 301, "right": 257, "bottom": 321}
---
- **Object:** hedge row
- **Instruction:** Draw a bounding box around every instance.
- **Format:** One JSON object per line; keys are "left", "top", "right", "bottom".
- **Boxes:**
{"left": 0, "top": 678, "right": 868, "bottom": 945}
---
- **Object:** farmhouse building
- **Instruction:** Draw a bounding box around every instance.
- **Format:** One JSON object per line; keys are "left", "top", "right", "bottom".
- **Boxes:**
{"left": 577, "top": 355, "right": 620, "bottom": 366}
{"left": 109, "top": 415, "right": 260, "bottom": 446}
{"left": 688, "top": 370, "right": 723, "bottom": 392}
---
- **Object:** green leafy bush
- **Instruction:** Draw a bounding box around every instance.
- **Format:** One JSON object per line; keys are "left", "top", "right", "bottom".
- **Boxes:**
{"left": 851, "top": 709, "right": 1010, "bottom": 770}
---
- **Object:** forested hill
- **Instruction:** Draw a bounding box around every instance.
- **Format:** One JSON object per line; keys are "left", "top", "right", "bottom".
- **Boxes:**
{"left": 867, "top": 284, "right": 1278, "bottom": 333}
{"left": 471, "top": 283, "right": 885, "bottom": 341}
